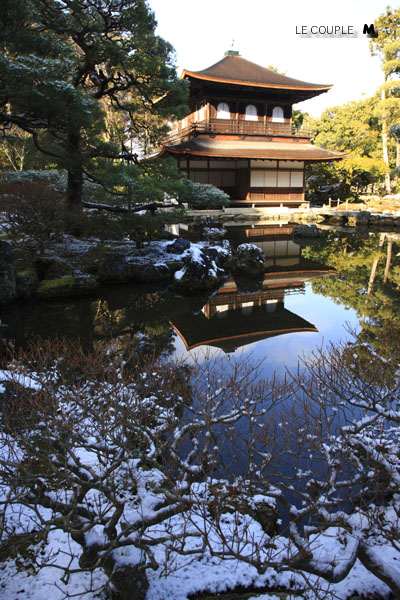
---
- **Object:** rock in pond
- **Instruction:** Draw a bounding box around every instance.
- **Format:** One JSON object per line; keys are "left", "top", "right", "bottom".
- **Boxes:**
{"left": 356, "top": 211, "right": 370, "bottom": 227}
{"left": 232, "top": 243, "right": 265, "bottom": 278}
{"left": 37, "top": 275, "right": 98, "bottom": 299}
{"left": 202, "top": 241, "right": 233, "bottom": 272}
{"left": 129, "top": 262, "right": 170, "bottom": 283}
{"left": 97, "top": 252, "right": 132, "bottom": 283}
{"left": 166, "top": 237, "right": 190, "bottom": 254}
{"left": 292, "top": 224, "right": 320, "bottom": 238}
{"left": 233, "top": 274, "right": 264, "bottom": 294}
{"left": 173, "top": 246, "right": 224, "bottom": 295}
{"left": 16, "top": 267, "right": 39, "bottom": 300}
{"left": 201, "top": 227, "right": 227, "bottom": 242}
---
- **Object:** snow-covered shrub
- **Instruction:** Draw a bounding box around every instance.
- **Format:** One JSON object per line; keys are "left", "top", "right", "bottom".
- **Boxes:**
{"left": 0, "top": 340, "right": 292, "bottom": 599}
{"left": 1, "top": 331, "right": 400, "bottom": 599}
{"left": 0, "top": 169, "right": 68, "bottom": 191}
{"left": 0, "top": 170, "right": 113, "bottom": 204}
{"left": 288, "top": 328, "right": 400, "bottom": 596}
{"left": 183, "top": 181, "right": 230, "bottom": 209}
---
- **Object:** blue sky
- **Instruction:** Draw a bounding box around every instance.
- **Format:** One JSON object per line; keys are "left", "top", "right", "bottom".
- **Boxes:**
{"left": 148, "top": 0, "right": 398, "bottom": 116}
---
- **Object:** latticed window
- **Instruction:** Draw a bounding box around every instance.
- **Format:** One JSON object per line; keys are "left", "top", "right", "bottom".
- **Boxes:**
{"left": 272, "top": 106, "right": 284, "bottom": 122}
{"left": 216, "top": 102, "right": 230, "bottom": 119}
{"left": 245, "top": 104, "right": 258, "bottom": 121}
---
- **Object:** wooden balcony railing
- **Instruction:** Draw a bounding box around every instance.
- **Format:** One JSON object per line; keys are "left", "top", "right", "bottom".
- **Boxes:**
{"left": 166, "top": 119, "right": 312, "bottom": 144}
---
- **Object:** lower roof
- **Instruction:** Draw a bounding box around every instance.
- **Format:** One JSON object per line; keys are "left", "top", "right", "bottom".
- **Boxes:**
{"left": 171, "top": 304, "right": 317, "bottom": 353}
{"left": 158, "top": 137, "right": 345, "bottom": 162}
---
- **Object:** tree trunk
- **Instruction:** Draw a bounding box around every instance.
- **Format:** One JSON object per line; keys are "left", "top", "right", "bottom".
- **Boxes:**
{"left": 66, "top": 125, "right": 83, "bottom": 210}
{"left": 395, "top": 139, "right": 400, "bottom": 190}
{"left": 383, "top": 236, "right": 392, "bottom": 284}
{"left": 381, "top": 86, "right": 391, "bottom": 194}
{"left": 367, "top": 233, "right": 385, "bottom": 296}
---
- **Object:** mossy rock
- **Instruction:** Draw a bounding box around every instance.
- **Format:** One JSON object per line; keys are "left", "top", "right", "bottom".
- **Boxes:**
{"left": 16, "top": 267, "right": 39, "bottom": 299}
{"left": 130, "top": 262, "right": 171, "bottom": 283}
{"left": 35, "top": 255, "right": 75, "bottom": 279}
{"left": 37, "top": 276, "right": 98, "bottom": 299}
{"left": 164, "top": 259, "right": 185, "bottom": 274}
{"left": 97, "top": 252, "right": 132, "bottom": 283}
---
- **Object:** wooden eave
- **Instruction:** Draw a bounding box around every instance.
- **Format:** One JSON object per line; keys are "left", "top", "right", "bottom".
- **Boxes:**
{"left": 182, "top": 69, "right": 332, "bottom": 93}
{"left": 188, "top": 81, "right": 318, "bottom": 104}
{"left": 185, "top": 76, "right": 331, "bottom": 104}
{"left": 158, "top": 138, "right": 347, "bottom": 162}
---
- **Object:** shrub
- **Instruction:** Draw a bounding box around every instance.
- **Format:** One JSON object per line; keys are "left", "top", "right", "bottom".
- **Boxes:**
{"left": 63, "top": 210, "right": 126, "bottom": 240}
{"left": 184, "top": 181, "right": 230, "bottom": 209}
{"left": 0, "top": 182, "right": 65, "bottom": 254}
{"left": 120, "top": 212, "right": 167, "bottom": 249}
{"left": 0, "top": 340, "right": 289, "bottom": 599}
{"left": 120, "top": 208, "right": 184, "bottom": 249}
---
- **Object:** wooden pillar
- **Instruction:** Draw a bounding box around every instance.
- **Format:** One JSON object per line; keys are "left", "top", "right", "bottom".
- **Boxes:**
{"left": 264, "top": 103, "right": 268, "bottom": 133}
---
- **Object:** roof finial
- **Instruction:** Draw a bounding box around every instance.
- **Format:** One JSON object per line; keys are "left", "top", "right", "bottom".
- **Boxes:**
{"left": 225, "top": 40, "right": 239, "bottom": 57}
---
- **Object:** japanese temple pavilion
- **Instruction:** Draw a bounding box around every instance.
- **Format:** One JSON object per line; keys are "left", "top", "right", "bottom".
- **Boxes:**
{"left": 156, "top": 50, "right": 345, "bottom": 208}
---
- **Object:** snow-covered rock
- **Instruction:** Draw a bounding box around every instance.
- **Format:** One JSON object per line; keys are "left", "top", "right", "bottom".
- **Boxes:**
{"left": 173, "top": 245, "right": 225, "bottom": 295}
{"left": 232, "top": 243, "right": 266, "bottom": 278}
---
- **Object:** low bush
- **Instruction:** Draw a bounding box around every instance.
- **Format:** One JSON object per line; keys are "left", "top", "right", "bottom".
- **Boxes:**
{"left": 0, "top": 182, "right": 65, "bottom": 254}
{"left": 184, "top": 181, "right": 230, "bottom": 209}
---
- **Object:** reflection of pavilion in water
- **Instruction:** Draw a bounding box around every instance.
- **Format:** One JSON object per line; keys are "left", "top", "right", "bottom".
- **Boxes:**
{"left": 171, "top": 225, "right": 337, "bottom": 353}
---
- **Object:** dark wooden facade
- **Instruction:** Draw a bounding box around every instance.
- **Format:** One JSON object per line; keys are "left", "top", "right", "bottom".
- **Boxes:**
{"left": 156, "top": 51, "right": 345, "bottom": 208}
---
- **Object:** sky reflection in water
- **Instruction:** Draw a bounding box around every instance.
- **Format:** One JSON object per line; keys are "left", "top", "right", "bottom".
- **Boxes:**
{"left": 173, "top": 280, "right": 359, "bottom": 380}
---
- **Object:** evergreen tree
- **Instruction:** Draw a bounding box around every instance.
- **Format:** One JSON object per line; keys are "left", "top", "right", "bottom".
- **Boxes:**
{"left": 370, "top": 6, "right": 400, "bottom": 193}
{"left": 312, "top": 96, "right": 381, "bottom": 158}
{"left": 0, "top": 0, "right": 188, "bottom": 207}
{"left": 307, "top": 96, "right": 387, "bottom": 201}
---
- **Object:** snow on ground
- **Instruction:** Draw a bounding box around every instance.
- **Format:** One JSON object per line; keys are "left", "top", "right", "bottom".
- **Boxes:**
{"left": 0, "top": 523, "right": 392, "bottom": 600}
{"left": 0, "top": 530, "right": 107, "bottom": 600}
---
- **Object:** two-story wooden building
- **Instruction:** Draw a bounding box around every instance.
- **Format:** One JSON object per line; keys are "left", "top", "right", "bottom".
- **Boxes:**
{"left": 155, "top": 50, "right": 345, "bottom": 208}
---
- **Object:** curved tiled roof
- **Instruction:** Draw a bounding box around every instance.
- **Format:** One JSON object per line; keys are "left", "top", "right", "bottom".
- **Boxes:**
{"left": 182, "top": 53, "right": 332, "bottom": 93}
{"left": 160, "top": 137, "right": 346, "bottom": 162}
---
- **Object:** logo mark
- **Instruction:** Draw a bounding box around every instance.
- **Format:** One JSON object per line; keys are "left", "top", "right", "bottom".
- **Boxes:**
{"left": 363, "top": 24, "right": 378, "bottom": 38}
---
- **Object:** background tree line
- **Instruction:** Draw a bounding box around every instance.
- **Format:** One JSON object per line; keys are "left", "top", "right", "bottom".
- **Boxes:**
{"left": 303, "top": 7, "right": 400, "bottom": 203}
{"left": 1, "top": 3, "right": 400, "bottom": 210}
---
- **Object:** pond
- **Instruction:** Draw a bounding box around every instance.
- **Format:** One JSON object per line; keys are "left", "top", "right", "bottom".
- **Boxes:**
{"left": 1, "top": 222, "right": 395, "bottom": 383}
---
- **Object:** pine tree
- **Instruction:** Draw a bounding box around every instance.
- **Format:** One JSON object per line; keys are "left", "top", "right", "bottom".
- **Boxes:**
{"left": 0, "top": 0, "right": 188, "bottom": 207}
{"left": 370, "top": 6, "right": 400, "bottom": 193}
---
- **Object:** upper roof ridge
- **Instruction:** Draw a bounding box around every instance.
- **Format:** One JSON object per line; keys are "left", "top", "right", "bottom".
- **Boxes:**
{"left": 181, "top": 53, "right": 331, "bottom": 92}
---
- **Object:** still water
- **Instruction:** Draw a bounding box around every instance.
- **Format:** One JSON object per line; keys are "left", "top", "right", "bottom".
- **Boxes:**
{"left": 0, "top": 223, "right": 375, "bottom": 380}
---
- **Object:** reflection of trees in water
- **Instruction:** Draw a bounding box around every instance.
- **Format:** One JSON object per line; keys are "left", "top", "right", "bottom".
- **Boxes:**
{"left": 81, "top": 292, "right": 177, "bottom": 359}
{"left": 0, "top": 288, "right": 176, "bottom": 360}
{"left": 304, "top": 230, "right": 400, "bottom": 364}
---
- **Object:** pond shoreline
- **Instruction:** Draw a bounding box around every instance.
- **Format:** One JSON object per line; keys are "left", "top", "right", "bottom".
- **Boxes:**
{"left": 1, "top": 209, "right": 400, "bottom": 309}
